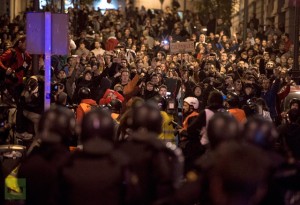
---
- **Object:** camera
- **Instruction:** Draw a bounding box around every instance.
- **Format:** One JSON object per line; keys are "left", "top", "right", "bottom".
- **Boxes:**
{"left": 53, "top": 84, "right": 59, "bottom": 92}
{"left": 52, "top": 83, "right": 63, "bottom": 93}
{"left": 166, "top": 96, "right": 176, "bottom": 114}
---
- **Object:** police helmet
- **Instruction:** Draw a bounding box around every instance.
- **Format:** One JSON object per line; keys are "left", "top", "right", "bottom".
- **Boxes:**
{"left": 207, "top": 112, "right": 240, "bottom": 149}
{"left": 38, "top": 105, "right": 76, "bottom": 146}
{"left": 131, "top": 102, "right": 163, "bottom": 134}
{"left": 108, "top": 99, "right": 122, "bottom": 113}
{"left": 81, "top": 108, "right": 115, "bottom": 143}
{"left": 78, "top": 87, "right": 91, "bottom": 100}
{"left": 243, "top": 115, "right": 278, "bottom": 150}
{"left": 226, "top": 92, "right": 240, "bottom": 108}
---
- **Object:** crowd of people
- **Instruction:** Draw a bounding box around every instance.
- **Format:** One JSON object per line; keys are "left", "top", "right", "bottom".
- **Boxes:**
{"left": 0, "top": 1, "right": 300, "bottom": 205}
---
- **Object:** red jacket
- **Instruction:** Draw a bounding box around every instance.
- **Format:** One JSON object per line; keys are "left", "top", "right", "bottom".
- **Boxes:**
{"left": 0, "top": 48, "right": 32, "bottom": 84}
{"left": 105, "top": 37, "right": 119, "bottom": 51}
{"left": 99, "top": 89, "right": 124, "bottom": 105}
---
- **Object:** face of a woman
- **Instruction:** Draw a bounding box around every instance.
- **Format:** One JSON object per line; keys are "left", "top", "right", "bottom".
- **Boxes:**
{"left": 194, "top": 87, "right": 202, "bottom": 97}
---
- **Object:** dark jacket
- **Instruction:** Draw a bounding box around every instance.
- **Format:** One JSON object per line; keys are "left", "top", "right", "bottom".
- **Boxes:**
{"left": 118, "top": 130, "right": 177, "bottom": 205}
{"left": 260, "top": 78, "right": 280, "bottom": 118}
{"left": 60, "top": 139, "right": 132, "bottom": 205}
{"left": 18, "top": 143, "right": 70, "bottom": 205}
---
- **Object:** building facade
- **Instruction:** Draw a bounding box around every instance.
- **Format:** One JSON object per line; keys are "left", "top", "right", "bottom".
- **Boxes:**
{"left": 231, "top": 0, "right": 299, "bottom": 41}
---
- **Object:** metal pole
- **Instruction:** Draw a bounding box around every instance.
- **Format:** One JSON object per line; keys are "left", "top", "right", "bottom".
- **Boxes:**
{"left": 293, "top": 0, "right": 299, "bottom": 71}
{"left": 61, "top": 0, "right": 65, "bottom": 13}
{"left": 183, "top": 0, "right": 186, "bottom": 20}
{"left": 44, "top": 12, "right": 52, "bottom": 110}
{"left": 243, "top": 0, "right": 249, "bottom": 43}
{"left": 32, "top": 0, "right": 40, "bottom": 75}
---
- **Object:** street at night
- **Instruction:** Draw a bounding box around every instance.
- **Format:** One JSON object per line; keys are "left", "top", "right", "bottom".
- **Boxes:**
{"left": 0, "top": 0, "right": 300, "bottom": 204}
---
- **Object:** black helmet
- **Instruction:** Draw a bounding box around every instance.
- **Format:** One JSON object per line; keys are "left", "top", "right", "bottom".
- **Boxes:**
{"left": 207, "top": 91, "right": 224, "bottom": 107}
{"left": 289, "top": 98, "right": 300, "bottom": 109}
{"left": 38, "top": 105, "right": 76, "bottom": 146}
{"left": 81, "top": 108, "right": 115, "bottom": 143}
{"left": 226, "top": 92, "right": 240, "bottom": 108}
{"left": 148, "top": 95, "right": 167, "bottom": 111}
{"left": 78, "top": 87, "right": 91, "bottom": 100}
{"left": 243, "top": 115, "right": 278, "bottom": 150}
{"left": 207, "top": 112, "right": 241, "bottom": 149}
{"left": 131, "top": 102, "right": 162, "bottom": 134}
{"left": 108, "top": 99, "right": 122, "bottom": 113}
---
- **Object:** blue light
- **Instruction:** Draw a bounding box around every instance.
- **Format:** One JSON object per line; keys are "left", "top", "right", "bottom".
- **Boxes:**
{"left": 44, "top": 12, "right": 52, "bottom": 111}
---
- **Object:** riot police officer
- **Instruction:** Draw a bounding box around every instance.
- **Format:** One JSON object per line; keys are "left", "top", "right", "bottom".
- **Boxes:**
{"left": 154, "top": 112, "right": 242, "bottom": 205}
{"left": 18, "top": 105, "right": 76, "bottom": 205}
{"left": 59, "top": 108, "right": 136, "bottom": 205}
{"left": 118, "top": 102, "right": 183, "bottom": 205}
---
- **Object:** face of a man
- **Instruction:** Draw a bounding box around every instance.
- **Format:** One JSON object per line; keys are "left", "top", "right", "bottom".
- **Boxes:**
{"left": 199, "top": 34, "right": 205, "bottom": 42}
{"left": 159, "top": 87, "right": 167, "bottom": 97}
{"left": 84, "top": 72, "right": 92, "bottom": 81}
{"left": 234, "top": 80, "right": 242, "bottom": 91}
{"left": 95, "top": 41, "right": 100, "bottom": 49}
{"left": 121, "top": 71, "right": 129, "bottom": 83}
{"left": 291, "top": 103, "right": 299, "bottom": 110}
{"left": 58, "top": 70, "right": 66, "bottom": 79}
{"left": 19, "top": 40, "right": 26, "bottom": 51}
{"left": 262, "top": 79, "right": 270, "bottom": 90}
{"left": 183, "top": 102, "right": 190, "bottom": 113}
{"left": 151, "top": 76, "right": 159, "bottom": 85}
{"left": 244, "top": 87, "right": 253, "bottom": 95}
{"left": 221, "top": 53, "right": 228, "bottom": 62}
{"left": 146, "top": 83, "right": 154, "bottom": 91}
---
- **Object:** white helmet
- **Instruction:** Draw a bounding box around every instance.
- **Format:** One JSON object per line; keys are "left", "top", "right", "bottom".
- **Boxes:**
{"left": 184, "top": 97, "right": 199, "bottom": 110}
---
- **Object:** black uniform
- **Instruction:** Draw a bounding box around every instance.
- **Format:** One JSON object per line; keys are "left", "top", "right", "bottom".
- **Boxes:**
{"left": 18, "top": 143, "right": 70, "bottom": 205}
{"left": 59, "top": 107, "right": 138, "bottom": 205}
{"left": 17, "top": 105, "right": 76, "bottom": 205}
{"left": 59, "top": 140, "right": 133, "bottom": 205}
{"left": 119, "top": 130, "right": 177, "bottom": 205}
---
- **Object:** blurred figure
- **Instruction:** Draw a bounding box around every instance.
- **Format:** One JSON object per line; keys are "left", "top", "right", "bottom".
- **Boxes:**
{"left": 278, "top": 108, "right": 300, "bottom": 160}
{"left": 243, "top": 115, "right": 279, "bottom": 151}
{"left": 281, "top": 98, "right": 300, "bottom": 124}
{"left": 209, "top": 142, "right": 271, "bottom": 205}
{"left": 181, "top": 97, "right": 199, "bottom": 132}
{"left": 76, "top": 87, "right": 97, "bottom": 124}
{"left": 60, "top": 108, "right": 135, "bottom": 205}
{"left": 226, "top": 92, "right": 247, "bottom": 123}
{"left": 187, "top": 90, "right": 225, "bottom": 146}
{"left": 18, "top": 106, "right": 76, "bottom": 205}
{"left": 255, "top": 98, "right": 272, "bottom": 121}
{"left": 242, "top": 115, "right": 286, "bottom": 205}
{"left": 119, "top": 102, "right": 183, "bottom": 204}
{"left": 154, "top": 114, "right": 249, "bottom": 205}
